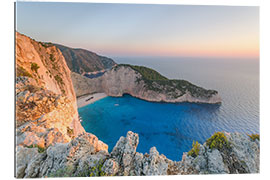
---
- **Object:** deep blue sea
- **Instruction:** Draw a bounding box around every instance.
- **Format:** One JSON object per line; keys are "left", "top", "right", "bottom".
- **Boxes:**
{"left": 78, "top": 57, "right": 259, "bottom": 161}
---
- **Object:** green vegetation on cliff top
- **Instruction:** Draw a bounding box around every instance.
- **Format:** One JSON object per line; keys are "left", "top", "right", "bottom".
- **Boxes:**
{"left": 119, "top": 64, "right": 168, "bottom": 81}
{"left": 117, "top": 64, "right": 218, "bottom": 99}
{"left": 247, "top": 134, "right": 260, "bottom": 141}
{"left": 187, "top": 141, "right": 200, "bottom": 158}
{"left": 206, "top": 132, "right": 231, "bottom": 151}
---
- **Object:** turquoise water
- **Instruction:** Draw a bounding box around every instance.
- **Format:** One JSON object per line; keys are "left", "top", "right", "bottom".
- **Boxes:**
{"left": 78, "top": 57, "right": 259, "bottom": 161}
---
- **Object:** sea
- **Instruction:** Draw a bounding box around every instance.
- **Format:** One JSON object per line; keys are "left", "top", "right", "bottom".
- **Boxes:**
{"left": 78, "top": 57, "right": 259, "bottom": 161}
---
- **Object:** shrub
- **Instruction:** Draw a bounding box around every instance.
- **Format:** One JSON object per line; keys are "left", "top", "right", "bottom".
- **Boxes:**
{"left": 49, "top": 54, "right": 55, "bottom": 62}
{"left": 39, "top": 42, "right": 53, "bottom": 48}
{"left": 54, "top": 75, "right": 64, "bottom": 85}
{"left": 89, "top": 160, "right": 106, "bottom": 177}
{"left": 67, "top": 127, "right": 74, "bottom": 137}
{"left": 16, "top": 66, "right": 32, "bottom": 77}
{"left": 26, "top": 144, "right": 46, "bottom": 153}
{"left": 48, "top": 160, "right": 107, "bottom": 177}
{"left": 30, "top": 62, "right": 40, "bottom": 73}
{"left": 187, "top": 141, "right": 200, "bottom": 158}
{"left": 118, "top": 64, "right": 168, "bottom": 81}
{"left": 25, "top": 84, "right": 41, "bottom": 93}
{"left": 247, "top": 134, "right": 260, "bottom": 141}
{"left": 47, "top": 165, "right": 74, "bottom": 177}
{"left": 116, "top": 64, "right": 217, "bottom": 99}
{"left": 206, "top": 132, "right": 230, "bottom": 151}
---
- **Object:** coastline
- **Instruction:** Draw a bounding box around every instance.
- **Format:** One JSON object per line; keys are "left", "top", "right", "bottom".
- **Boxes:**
{"left": 77, "top": 93, "right": 108, "bottom": 108}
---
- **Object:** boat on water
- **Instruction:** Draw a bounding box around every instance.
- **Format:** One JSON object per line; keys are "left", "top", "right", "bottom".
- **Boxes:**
{"left": 85, "top": 96, "right": 93, "bottom": 101}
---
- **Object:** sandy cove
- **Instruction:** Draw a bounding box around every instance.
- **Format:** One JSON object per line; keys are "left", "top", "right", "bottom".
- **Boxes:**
{"left": 76, "top": 93, "right": 108, "bottom": 108}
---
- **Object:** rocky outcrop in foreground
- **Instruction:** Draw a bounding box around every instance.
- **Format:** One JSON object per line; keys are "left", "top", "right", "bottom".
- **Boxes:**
{"left": 16, "top": 131, "right": 259, "bottom": 177}
{"left": 72, "top": 65, "right": 221, "bottom": 104}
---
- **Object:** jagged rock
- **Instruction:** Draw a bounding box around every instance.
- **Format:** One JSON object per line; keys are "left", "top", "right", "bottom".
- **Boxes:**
{"left": 70, "top": 133, "right": 108, "bottom": 154}
{"left": 207, "top": 149, "right": 229, "bottom": 173}
{"left": 177, "top": 132, "right": 260, "bottom": 175}
{"left": 141, "top": 147, "right": 169, "bottom": 175}
{"left": 104, "top": 133, "right": 172, "bottom": 176}
{"left": 102, "top": 158, "right": 119, "bottom": 176}
{"left": 16, "top": 146, "right": 46, "bottom": 178}
{"left": 15, "top": 75, "right": 87, "bottom": 148}
{"left": 225, "top": 133, "right": 260, "bottom": 173}
{"left": 130, "top": 152, "right": 144, "bottom": 175}
{"left": 17, "top": 131, "right": 46, "bottom": 148}
{"left": 16, "top": 132, "right": 109, "bottom": 178}
{"left": 110, "top": 131, "right": 139, "bottom": 175}
{"left": 16, "top": 130, "right": 260, "bottom": 177}
{"left": 74, "top": 151, "right": 108, "bottom": 176}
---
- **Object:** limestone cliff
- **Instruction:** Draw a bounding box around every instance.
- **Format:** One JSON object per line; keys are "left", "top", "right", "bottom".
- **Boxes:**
{"left": 72, "top": 65, "right": 221, "bottom": 104}
{"left": 15, "top": 32, "right": 88, "bottom": 145}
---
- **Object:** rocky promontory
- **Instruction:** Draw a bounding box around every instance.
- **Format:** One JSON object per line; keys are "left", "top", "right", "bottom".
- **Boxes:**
{"left": 72, "top": 64, "right": 221, "bottom": 104}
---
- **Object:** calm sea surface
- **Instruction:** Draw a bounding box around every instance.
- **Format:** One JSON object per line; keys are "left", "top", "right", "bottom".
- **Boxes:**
{"left": 78, "top": 57, "right": 259, "bottom": 161}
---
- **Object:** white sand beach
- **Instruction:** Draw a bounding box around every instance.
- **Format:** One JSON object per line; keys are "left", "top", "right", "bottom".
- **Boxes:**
{"left": 77, "top": 93, "right": 108, "bottom": 108}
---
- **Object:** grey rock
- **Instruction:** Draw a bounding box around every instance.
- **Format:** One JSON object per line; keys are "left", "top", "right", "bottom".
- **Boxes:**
{"left": 75, "top": 153, "right": 108, "bottom": 177}
{"left": 102, "top": 158, "right": 119, "bottom": 176}
{"left": 15, "top": 130, "right": 260, "bottom": 177}
{"left": 141, "top": 147, "right": 169, "bottom": 175}
{"left": 207, "top": 149, "right": 229, "bottom": 174}
{"left": 225, "top": 133, "right": 260, "bottom": 173}
{"left": 110, "top": 131, "right": 139, "bottom": 175}
{"left": 131, "top": 152, "right": 144, "bottom": 175}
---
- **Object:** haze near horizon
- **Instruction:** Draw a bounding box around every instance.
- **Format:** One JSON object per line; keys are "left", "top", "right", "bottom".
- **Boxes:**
{"left": 16, "top": 2, "right": 259, "bottom": 59}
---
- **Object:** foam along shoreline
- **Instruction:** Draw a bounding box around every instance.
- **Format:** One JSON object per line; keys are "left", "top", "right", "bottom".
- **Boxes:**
{"left": 77, "top": 93, "right": 108, "bottom": 108}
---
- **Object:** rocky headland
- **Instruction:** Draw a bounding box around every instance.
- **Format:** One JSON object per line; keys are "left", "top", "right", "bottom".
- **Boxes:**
{"left": 72, "top": 64, "right": 222, "bottom": 104}
{"left": 15, "top": 32, "right": 258, "bottom": 178}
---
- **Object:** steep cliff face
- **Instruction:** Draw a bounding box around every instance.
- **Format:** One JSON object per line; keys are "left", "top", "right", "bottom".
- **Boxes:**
{"left": 15, "top": 32, "right": 109, "bottom": 177}
{"left": 71, "top": 72, "right": 103, "bottom": 97}
{"left": 16, "top": 32, "right": 85, "bottom": 142}
{"left": 54, "top": 43, "right": 116, "bottom": 74}
{"left": 72, "top": 65, "right": 221, "bottom": 104}
{"left": 16, "top": 32, "right": 75, "bottom": 101}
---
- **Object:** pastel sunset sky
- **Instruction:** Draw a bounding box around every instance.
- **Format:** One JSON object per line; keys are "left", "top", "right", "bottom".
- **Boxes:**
{"left": 16, "top": 2, "right": 259, "bottom": 59}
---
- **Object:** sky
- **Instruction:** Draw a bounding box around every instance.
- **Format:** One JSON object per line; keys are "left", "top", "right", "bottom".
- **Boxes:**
{"left": 16, "top": 2, "right": 259, "bottom": 59}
